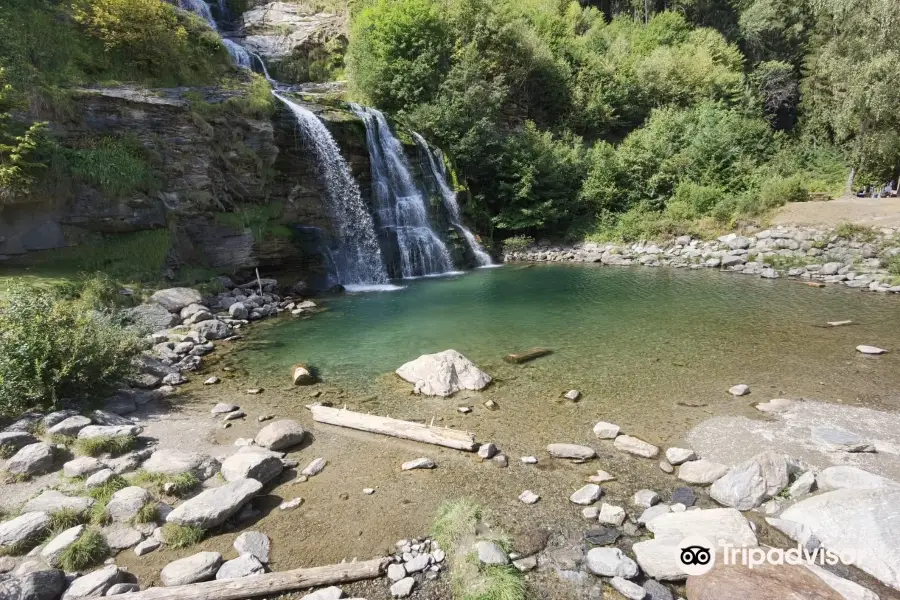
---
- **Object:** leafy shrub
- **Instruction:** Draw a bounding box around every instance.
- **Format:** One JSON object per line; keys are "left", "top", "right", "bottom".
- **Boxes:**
{"left": 0, "top": 70, "right": 49, "bottom": 203}
{"left": 888, "top": 256, "right": 900, "bottom": 277}
{"left": 501, "top": 236, "right": 534, "bottom": 253}
{"left": 757, "top": 175, "right": 809, "bottom": 211}
{"left": 0, "top": 286, "right": 142, "bottom": 418}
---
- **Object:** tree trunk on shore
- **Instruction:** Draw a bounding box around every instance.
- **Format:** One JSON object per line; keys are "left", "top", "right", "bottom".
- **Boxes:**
{"left": 308, "top": 405, "right": 477, "bottom": 451}
{"left": 124, "top": 557, "right": 387, "bottom": 600}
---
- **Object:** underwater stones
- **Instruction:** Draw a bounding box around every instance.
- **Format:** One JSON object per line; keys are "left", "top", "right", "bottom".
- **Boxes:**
{"left": 678, "top": 460, "right": 729, "bottom": 485}
{"left": 729, "top": 384, "right": 751, "bottom": 396}
{"left": 547, "top": 443, "right": 596, "bottom": 460}
{"left": 504, "top": 347, "right": 553, "bottom": 364}
{"left": 856, "top": 345, "right": 887, "bottom": 355}
{"left": 570, "top": 484, "right": 603, "bottom": 505}
{"left": 519, "top": 490, "right": 540, "bottom": 505}
{"left": 665, "top": 448, "right": 696, "bottom": 466}
{"left": 395, "top": 349, "right": 492, "bottom": 396}
{"left": 593, "top": 421, "right": 621, "bottom": 439}
{"left": 614, "top": 435, "right": 660, "bottom": 458}
{"left": 709, "top": 451, "right": 791, "bottom": 510}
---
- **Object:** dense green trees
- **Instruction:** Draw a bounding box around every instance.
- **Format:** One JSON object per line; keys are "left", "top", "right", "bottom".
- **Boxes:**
{"left": 348, "top": 0, "right": 889, "bottom": 242}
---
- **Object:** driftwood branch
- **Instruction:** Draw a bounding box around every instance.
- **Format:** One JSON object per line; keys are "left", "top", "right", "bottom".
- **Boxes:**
{"left": 308, "top": 405, "right": 477, "bottom": 451}
{"left": 126, "top": 557, "right": 387, "bottom": 600}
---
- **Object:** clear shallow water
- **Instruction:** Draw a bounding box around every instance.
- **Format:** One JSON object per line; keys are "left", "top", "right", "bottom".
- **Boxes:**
{"left": 200, "top": 263, "right": 900, "bottom": 572}
{"left": 238, "top": 263, "right": 900, "bottom": 446}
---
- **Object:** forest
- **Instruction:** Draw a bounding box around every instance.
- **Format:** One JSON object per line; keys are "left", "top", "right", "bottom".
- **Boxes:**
{"left": 0, "top": 0, "right": 898, "bottom": 244}
{"left": 347, "top": 0, "right": 900, "bottom": 241}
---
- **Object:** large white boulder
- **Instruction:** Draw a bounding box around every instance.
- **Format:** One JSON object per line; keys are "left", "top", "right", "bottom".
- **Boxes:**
{"left": 160, "top": 552, "right": 222, "bottom": 586}
{"left": 0, "top": 512, "right": 51, "bottom": 551}
{"left": 149, "top": 288, "right": 202, "bottom": 313}
{"left": 255, "top": 420, "right": 306, "bottom": 451}
{"left": 142, "top": 449, "right": 220, "bottom": 480}
{"left": 220, "top": 451, "right": 283, "bottom": 484}
{"left": 781, "top": 487, "right": 900, "bottom": 590}
{"left": 632, "top": 508, "right": 758, "bottom": 581}
{"left": 6, "top": 443, "right": 54, "bottom": 475}
{"left": 395, "top": 350, "right": 492, "bottom": 397}
{"left": 166, "top": 479, "right": 262, "bottom": 529}
{"left": 709, "top": 450, "right": 791, "bottom": 510}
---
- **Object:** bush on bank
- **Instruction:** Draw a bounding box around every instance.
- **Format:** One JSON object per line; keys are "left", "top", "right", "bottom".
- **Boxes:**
{"left": 0, "top": 282, "right": 143, "bottom": 418}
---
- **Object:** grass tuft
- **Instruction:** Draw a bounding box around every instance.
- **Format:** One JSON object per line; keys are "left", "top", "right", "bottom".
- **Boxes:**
{"left": 834, "top": 222, "right": 878, "bottom": 242}
{"left": 161, "top": 523, "right": 205, "bottom": 549}
{"left": 49, "top": 434, "right": 76, "bottom": 448}
{"left": 432, "top": 498, "right": 482, "bottom": 550}
{"left": 58, "top": 528, "right": 108, "bottom": 572}
{"left": 0, "top": 444, "right": 16, "bottom": 459}
{"left": 131, "top": 471, "right": 198, "bottom": 498}
{"left": 432, "top": 500, "right": 526, "bottom": 600}
{"left": 462, "top": 564, "right": 527, "bottom": 600}
{"left": 86, "top": 476, "right": 128, "bottom": 525}
{"left": 47, "top": 508, "right": 85, "bottom": 532}
{"left": 76, "top": 435, "right": 135, "bottom": 458}
{"left": 133, "top": 502, "right": 158, "bottom": 524}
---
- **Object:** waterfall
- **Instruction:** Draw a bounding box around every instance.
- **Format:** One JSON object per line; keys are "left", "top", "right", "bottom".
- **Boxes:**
{"left": 223, "top": 39, "right": 252, "bottom": 69}
{"left": 351, "top": 105, "right": 456, "bottom": 279}
{"left": 274, "top": 93, "right": 390, "bottom": 289}
{"left": 412, "top": 133, "right": 494, "bottom": 267}
{"left": 247, "top": 50, "right": 274, "bottom": 82}
{"left": 178, "top": 0, "right": 217, "bottom": 29}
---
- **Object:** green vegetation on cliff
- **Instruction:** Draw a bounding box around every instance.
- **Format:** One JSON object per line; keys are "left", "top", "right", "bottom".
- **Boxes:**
{"left": 348, "top": 0, "right": 899, "bottom": 241}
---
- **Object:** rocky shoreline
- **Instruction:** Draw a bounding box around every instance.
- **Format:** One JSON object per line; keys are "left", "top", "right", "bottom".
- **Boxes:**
{"left": 504, "top": 225, "right": 900, "bottom": 293}
{"left": 2, "top": 250, "right": 900, "bottom": 600}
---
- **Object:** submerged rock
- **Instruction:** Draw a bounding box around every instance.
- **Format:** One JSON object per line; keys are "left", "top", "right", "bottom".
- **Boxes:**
{"left": 709, "top": 451, "right": 791, "bottom": 510}
{"left": 614, "top": 435, "right": 660, "bottom": 458}
{"left": 291, "top": 364, "right": 316, "bottom": 385}
{"left": 395, "top": 349, "right": 492, "bottom": 397}
{"left": 547, "top": 443, "right": 596, "bottom": 460}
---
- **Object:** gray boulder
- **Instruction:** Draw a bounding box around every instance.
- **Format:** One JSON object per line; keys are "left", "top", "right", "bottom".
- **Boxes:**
{"left": 149, "top": 288, "right": 202, "bottom": 313}
{"left": 474, "top": 541, "right": 508, "bottom": 565}
{"left": 61, "top": 565, "right": 120, "bottom": 600}
{"left": 547, "top": 443, "right": 596, "bottom": 460}
{"left": 709, "top": 450, "right": 790, "bottom": 510}
{"left": 6, "top": 443, "right": 54, "bottom": 476}
{"left": 22, "top": 491, "right": 93, "bottom": 516}
{"left": 228, "top": 302, "right": 249, "bottom": 320}
{"left": 76, "top": 425, "right": 141, "bottom": 440}
{"left": 255, "top": 420, "right": 306, "bottom": 451}
{"left": 0, "top": 569, "right": 67, "bottom": 600}
{"left": 103, "top": 525, "right": 144, "bottom": 551}
{"left": 105, "top": 583, "right": 141, "bottom": 596}
{"left": 126, "top": 302, "right": 178, "bottom": 331}
{"left": 160, "top": 551, "right": 222, "bottom": 586}
{"left": 585, "top": 547, "right": 639, "bottom": 578}
{"left": 190, "top": 320, "right": 232, "bottom": 341}
{"left": 166, "top": 479, "right": 262, "bottom": 529}
{"left": 141, "top": 449, "right": 220, "bottom": 480}
{"left": 810, "top": 426, "right": 875, "bottom": 453}
{"left": 677, "top": 460, "right": 729, "bottom": 485}
{"left": 0, "top": 513, "right": 50, "bottom": 551}
{"left": 47, "top": 416, "right": 91, "bottom": 437}
{"left": 215, "top": 554, "right": 265, "bottom": 580}
{"left": 233, "top": 531, "right": 270, "bottom": 563}
{"left": 0, "top": 431, "right": 38, "bottom": 453}
{"left": 106, "top": 487, "right": 151, "bottom": 522}
{"left": 90, "top": 409, "right": 136, "bottom": 427}
{"left": 63, "top": 457, "right": 106, "bottom": 479}
{"left": 220, "top": 451, "right": 283, "bottom": 484}
{"left": 41, "top": 525, "right": 86, "bottom": 567}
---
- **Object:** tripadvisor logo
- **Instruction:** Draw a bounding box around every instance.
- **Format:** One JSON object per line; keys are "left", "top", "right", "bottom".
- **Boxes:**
{"left": 676, "top": 536, "right": 858, "bottom": 576}
{"left": 677, "top": 536, "right": 716, "bottom": 576}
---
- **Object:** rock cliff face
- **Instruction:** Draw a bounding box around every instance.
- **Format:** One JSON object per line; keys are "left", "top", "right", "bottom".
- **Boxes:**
{"left": 239, "top": 1, "right": 347, "bottom": 84}
{"left": 0, "top": 83, "right": 473, "bottom": 285}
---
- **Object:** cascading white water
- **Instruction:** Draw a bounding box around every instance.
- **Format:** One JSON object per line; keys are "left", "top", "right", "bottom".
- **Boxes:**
{"left": 275, "top": 93, "right": 390, "bottom": 288}
{"left": 178, "top": 0, "right": 217, "bottom": 29}
{"left": 223, "top": 39, "right": 252, "bottom": 69}
{"left": 351, "top": 105, "right": 456, "bottom": 279}
{"left": 412, "top": 132, "right": 494, "bottom": 267}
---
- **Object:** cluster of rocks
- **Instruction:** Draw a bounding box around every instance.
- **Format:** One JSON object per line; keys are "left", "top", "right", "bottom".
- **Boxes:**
{"left": 0, "top": 410, "right": 145, "bottom": 480}
{"left": 385, "top": 537, "right": 446, "bottom": 598}
{"left": 0, "top": 416, "right": 311, "bottom": 600}
{"left": 515, "top": 411, "right": 892, "bottom": 599}
{"left": 504, "top": 226, "right": 900, "bottom": 293}
{"left": 122, "top": 278, "right": 317, "bottom": 401}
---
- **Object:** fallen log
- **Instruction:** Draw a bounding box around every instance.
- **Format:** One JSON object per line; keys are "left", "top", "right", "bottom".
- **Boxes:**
{"left": 125, "top": 557, "right": 387, "bottom": 600}
{"left": 504, "top": 347, "right": 553, "bottom": 364}
{"left": 307, "top": 405, "right": 477, "bottom": 451}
